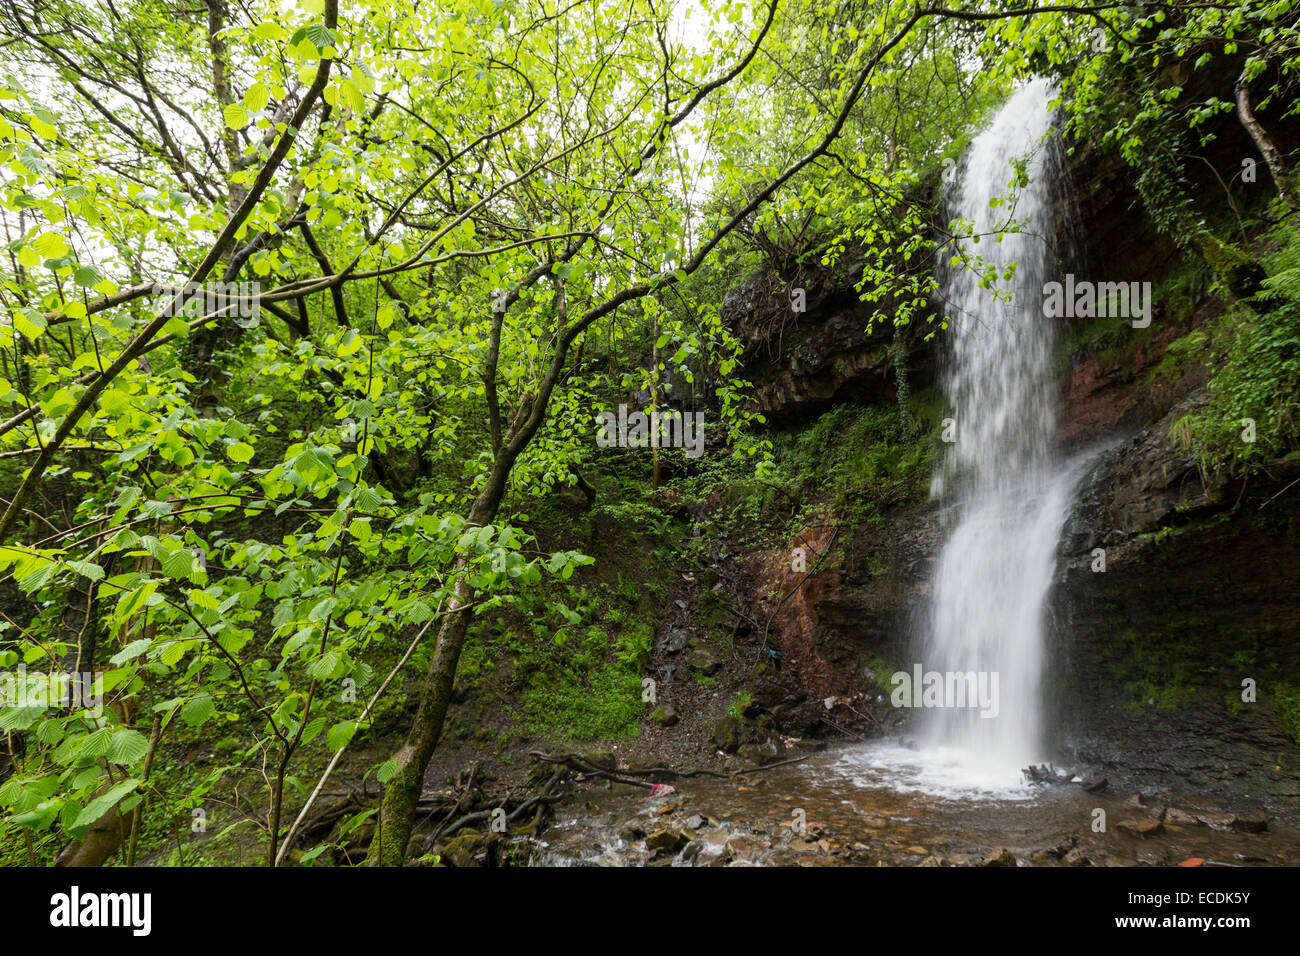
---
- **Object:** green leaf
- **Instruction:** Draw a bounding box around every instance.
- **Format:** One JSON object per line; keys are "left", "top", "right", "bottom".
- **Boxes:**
{"left": 108, "top": 729, "right": 150, "bottom": 765}
{"left": 161, "top": 549, "right": 197, "bottom": 580}
{"left": 32, "top": 232, "right": 68, "bottom": 258}
{"left": 66, "top": 559, "right": 105, "bottom": 582}
{"left": 109, "top": 639, "right": 151, "bottom": 665}
{"left": 11, "top": 800, "right": 61, "bottom": 831}
{"left": 326, "top": 719, "right": 356, "bottom": 750}
{"left": 223, "top": 104, "right": 249, "bottom": 129}
{"left": 181, "top": 695, "right": 215, "bottom": 727}
{"left": 228, "top": 441, "right": 255, "bottom": 463}
{"left": 244, "top": 82, "right": 270, "bottom": 112}
{"left": 13, "top": 307, "right": 46, "bottom": 341}
{"left": 70, "top": 779, "right": 139, "bottom": 833}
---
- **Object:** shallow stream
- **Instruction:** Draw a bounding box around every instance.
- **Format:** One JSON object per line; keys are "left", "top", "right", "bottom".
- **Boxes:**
{"left": 534, "top": 742, "right": 1300, "bottom": 867}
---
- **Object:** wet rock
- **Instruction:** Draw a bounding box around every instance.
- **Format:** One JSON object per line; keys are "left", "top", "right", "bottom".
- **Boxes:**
{"left": 1232, "top": 809, "right": 1269, "bottom": 833}
{"left": 861, "top": 815, "right": 890, "bottom": 828}
{"left": 919, "top": 855, "right": 943, "bottom": 867}
{"left": 619, "top": 825, "right": 646, "bottom": 842}
{"left": 1055, "top": 402, "right": 1300, "bottom": 806}
{"left": 1025, "top": 763, "right": 1073, "bottom": 785}
{"left": 651, "top": 703, "right": 679, "bottom": 727}
{"left": 770, "top": 698, "right": 823, "bottom": 737}
{"left": 746, "top": 665, "right": 820, "bottom": 735}
{"left": 980, "top": 848, "right": 1017, "bottom": 867}
{"left": 1078, "top": 773, "right": 1109, "bottom": 793}
{"left": 683, "top": 814, "right": 704, "bottom": 830}
{"left": 681, "top": 841, "right": 702, "bottom": 863}
{"left": 696, "top": 827, "right": 731, "bottom": 851}
{"left": 1117, "top": 818, "right": 1164, "bottom": 837}
{"left": 1061, "top": 847, "right": 1091, "bottom": 866}
{"left": 1195, "top": 811, "right": 1236, "bottom": 830}
{"left": 713, "top": 711, "right": 787, "bottom": 764}
{"left": 711, "top": 715, "right": 743, "bottom": 753}
{"left": 723, "top": 835, "right": 759, "bottom": 863}
{"left": 645, "top": 827, "right": 689, "bottom": 853}
{"left": 1163, "top": 807, "right": 1199, "bottom": 826}
{"left": 739, "top": 728, "right": 787, "bottom": 765}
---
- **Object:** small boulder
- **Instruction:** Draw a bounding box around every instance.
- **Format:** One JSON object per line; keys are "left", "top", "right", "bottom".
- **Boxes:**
{"left": 1196, "top": 811, "right": 1236, "bottom": 830}
{"left": 1231, "top": 809, "right": 1269, "bottom": 833}
{"left": 663, "top": 628, "right": 691, "bottom": 654}
{"left": 645, "top": 827, "right": 689, "bottom": 853}
{"left": 980, "top": 847, "right": 1017, "bottom": 867}
{"left": 1078, "top": 774, "right": 1109, "bottom": 793}
{"left": 711, "top": 715, "right": 743, "bottom": 753}
{"left": 1164, "top": 807, "right": 1199, "bottom": 826}
{"left": 738, "top": 728, "right": 786, "bottom": 766}
{"left": 439, "top": 828, "right": 491, "bottom": 867}
{"left": 651, "top": 703, "right": 679, "bottom": 727}
{"left": 1117, "top": 818, "right": 1164, "bottom": 838}
{"left": 685, "top": 646, "right": 721, "bottom": 675}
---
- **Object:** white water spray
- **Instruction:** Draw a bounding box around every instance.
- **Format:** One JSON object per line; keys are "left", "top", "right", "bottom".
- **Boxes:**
{"left": 919, "top": 79, "right": 1079, "bottom": 789}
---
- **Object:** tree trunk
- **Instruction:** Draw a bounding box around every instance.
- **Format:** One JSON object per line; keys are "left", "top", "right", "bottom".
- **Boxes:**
{"left": 368, "top": 569, "right": 474, "bottom": 864}
{"left": 1236, "top": 67, "right": 1299, "bottom": 214}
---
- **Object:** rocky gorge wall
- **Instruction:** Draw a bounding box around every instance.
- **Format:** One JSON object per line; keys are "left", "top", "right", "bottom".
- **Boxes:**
{"left": 720, "top": 113, "right": 1300, "bottom": 810}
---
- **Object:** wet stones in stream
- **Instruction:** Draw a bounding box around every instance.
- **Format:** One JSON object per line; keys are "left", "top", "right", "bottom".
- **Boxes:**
{"left": 1024, "top": 762, "right": 1108, "bottom": 792}
{"left": 534, "top": 747, "right": 1292, "bottom": 867}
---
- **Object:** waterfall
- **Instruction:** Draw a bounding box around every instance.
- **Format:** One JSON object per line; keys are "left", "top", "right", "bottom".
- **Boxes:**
{"left": 919, "top": 79, "right": 1077, "bottom": 789}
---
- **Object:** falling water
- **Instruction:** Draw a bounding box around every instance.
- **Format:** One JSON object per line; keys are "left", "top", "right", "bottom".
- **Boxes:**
{"left": 919, "top": 79, "right": 1078, "bottom": 789}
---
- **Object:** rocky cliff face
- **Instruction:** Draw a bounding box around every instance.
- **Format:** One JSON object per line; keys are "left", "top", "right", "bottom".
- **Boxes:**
{"left": 1049, "top": 391, "right": 1300, "bottom": 804}
{"left": 723, "top": 121, "right": 1300, "bottom": 809}
{"left": 720, "top": 261, "right": 933, "bottom": 424}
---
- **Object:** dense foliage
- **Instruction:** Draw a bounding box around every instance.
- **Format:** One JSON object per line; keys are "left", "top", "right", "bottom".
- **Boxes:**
{"left": 0, "top": 0, "right": 1295, "bottom": 866}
